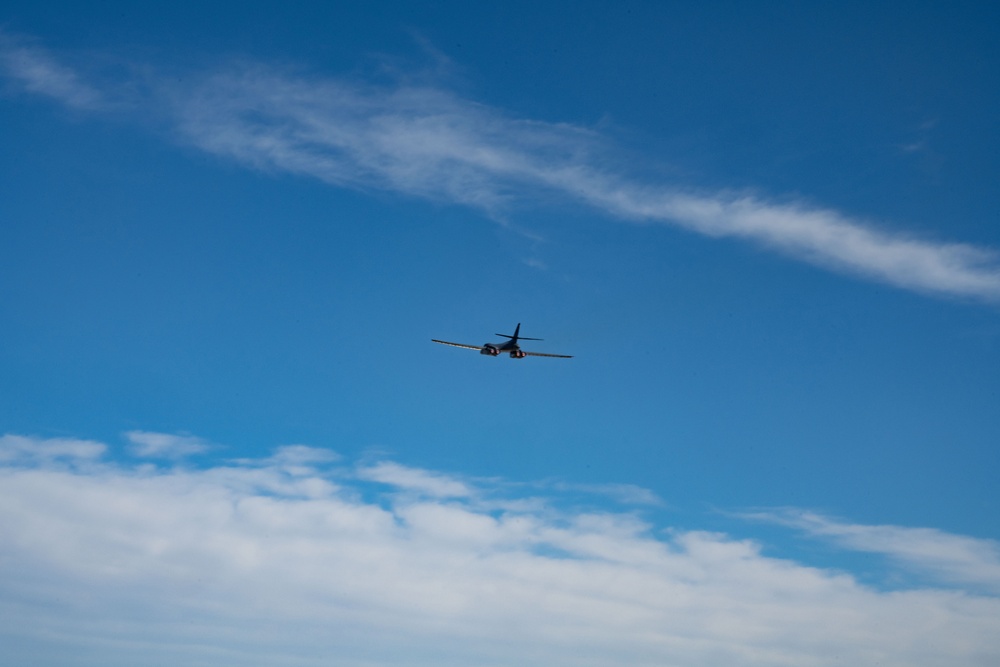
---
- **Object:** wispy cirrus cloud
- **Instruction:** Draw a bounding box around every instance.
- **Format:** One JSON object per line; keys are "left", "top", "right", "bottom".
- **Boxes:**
{"left": 547, "top": 480, "right": 665, "bottom": 506}
{"left": 357, "top": 460, "right": 474, "bottom": 498}
{"left": 742, "top": 508, "right": 1000, "bottom": 593}
{"left": 1, "top": 433, "right": 1000, "bottom": 667}
{"left": 125, "top": 430, "right": 211, "bottom": 458}
{"left": 2, "top": 33, "right": 999, "bottom": 301}
{"left": 0, "top": 433, "right": 106, "bottom": 463}
{"left": 0, "top": 31, "right": 104, "bottom": 110}
{"left": 164, "top": 65, "right": 1000, "bottom": 301}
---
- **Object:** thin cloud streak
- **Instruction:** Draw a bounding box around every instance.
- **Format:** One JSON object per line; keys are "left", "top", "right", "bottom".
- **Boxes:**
{"left": 0, "top": 434, "right": 106, "bottom": 463}
{"left": 743, "top": 508, "right": 1000, "bottom": 593}
{"left": 0, "top": 31, "right": 104, "bottom": 110}
{"left": 570, "top": 182, "right": 1000, "bottom": 298}
{"left": 2, "top": 434, "right": 1000, "bottom": 667}
{"left": 547, "top": 480, "right": 665, "bottom": 506}
{"left": 2, "top": 35, "right": 997, "bottom": 300}
{"left": 168, "top": 65, "right": 1000, "bottom": 301}
{"left": 125, "top": 430, "right": 211, "bottom": 458}
{"left": 357, "top": 460, "right": 474, "bottom": 498}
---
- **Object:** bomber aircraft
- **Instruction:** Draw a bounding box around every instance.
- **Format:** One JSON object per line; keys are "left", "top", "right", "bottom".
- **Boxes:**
{"left": 432, "top": 323, "right": 572, "bottom": 359}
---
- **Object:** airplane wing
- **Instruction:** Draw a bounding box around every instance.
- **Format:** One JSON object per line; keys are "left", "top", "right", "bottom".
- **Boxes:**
{"left": 431, "top": 339, "right": 483, "bottom": 351}
{"left": 522, "top": 350, "right": 573, "bottom": 359}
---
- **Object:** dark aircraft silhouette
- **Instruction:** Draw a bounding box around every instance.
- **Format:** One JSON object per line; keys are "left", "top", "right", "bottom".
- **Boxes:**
{"left": 432, "top": 323, "right": 572, "bottom": 359}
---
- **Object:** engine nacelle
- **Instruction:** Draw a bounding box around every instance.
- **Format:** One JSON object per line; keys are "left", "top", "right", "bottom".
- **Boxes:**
{"left": 510, "top": 349, "right": 527, "bottom": 359}
{"left": 480, "top": 345, "right": 500, "bottom": 356}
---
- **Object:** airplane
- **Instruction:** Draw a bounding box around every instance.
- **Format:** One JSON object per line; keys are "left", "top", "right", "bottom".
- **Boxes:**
{"left": 432, "top": 323, "right": 573, "bottom": 359}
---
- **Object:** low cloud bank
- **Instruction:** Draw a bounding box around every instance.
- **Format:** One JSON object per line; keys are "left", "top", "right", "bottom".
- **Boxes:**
{"left": 2, "top": 433, "right": 999, "bottom": 667}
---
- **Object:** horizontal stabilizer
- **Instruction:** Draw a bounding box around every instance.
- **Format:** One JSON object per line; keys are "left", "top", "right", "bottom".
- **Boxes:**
{"left": 496, "top": 333, "right": 543, "bottom": 340}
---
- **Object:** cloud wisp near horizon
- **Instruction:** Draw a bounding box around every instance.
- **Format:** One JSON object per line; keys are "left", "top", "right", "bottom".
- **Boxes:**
{"left": 742, "top": 508, "right": 1000, "bottom": 594}
{"left": 3, "top": 33, "right": 1000, "bottom": 302}
{"left": 2, "top": 432, "right": 999, "bottom": 667}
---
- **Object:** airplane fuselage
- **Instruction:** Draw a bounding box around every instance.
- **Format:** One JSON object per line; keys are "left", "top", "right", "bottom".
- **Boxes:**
{"left": 480, "top": 341, "right": 527, "bottom": 358}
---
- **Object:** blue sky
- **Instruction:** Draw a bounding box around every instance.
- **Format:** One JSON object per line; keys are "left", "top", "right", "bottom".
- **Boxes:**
{"left": 1, "top": 2, "right": 999, "bottom": 665}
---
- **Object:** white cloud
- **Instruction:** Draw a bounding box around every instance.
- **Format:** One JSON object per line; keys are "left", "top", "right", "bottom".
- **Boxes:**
{"left": 1, "top": 435, "right": 999, "bottom": 666}
{"left": 125, "top": 430, "right": 210, "bottom": 458}
{"left": 164, "top": 65, "right": 1000, "bottom": 301}
{"left": 548, "top": 480, "right": 665, "bottom": 506}
{"left": 270, "top": 444, "right": 341, "bottom": 465}
{"left": 575, "top": 186, "right": 1000, "bottom": 299}
{"left": 2, "top": 35, "right": 999, "bottom": 301}
{"left": 0, "top": 434, "right": 106, "bottom": 463}
{"left": 742, "top": 508, "right": 1000, "bottom": 593}
{"left": 357, "top": 460, "right": 473, "bottom": 498}
{"left": 0, "top": 31, "right": 104, "bottom": 110}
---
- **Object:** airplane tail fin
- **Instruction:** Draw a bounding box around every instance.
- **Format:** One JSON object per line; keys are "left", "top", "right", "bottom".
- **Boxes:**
{"left": 495, "top": 323, "right": 542, "bottom": 341}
